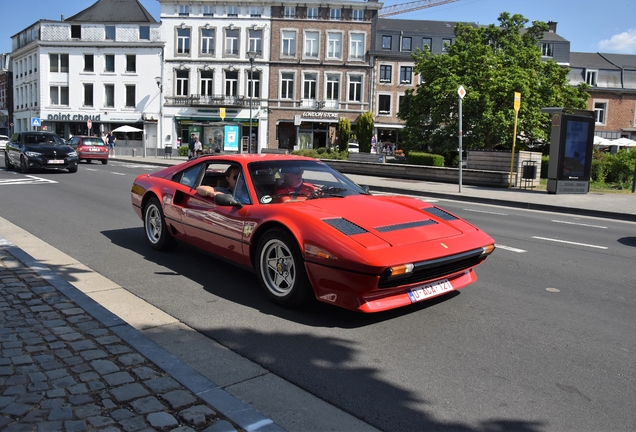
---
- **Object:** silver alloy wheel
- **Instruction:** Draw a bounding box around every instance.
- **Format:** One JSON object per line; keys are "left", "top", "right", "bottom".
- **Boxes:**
{"left": 144, "top": 202, "right": 162, "bottom": 245}
{"left": 259, "top": 238, "right": 297, "bottom": 297}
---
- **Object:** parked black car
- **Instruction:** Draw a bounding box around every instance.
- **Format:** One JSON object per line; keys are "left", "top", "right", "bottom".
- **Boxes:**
{"left": 4, "top": 131, "right": 78, "bottom": 173}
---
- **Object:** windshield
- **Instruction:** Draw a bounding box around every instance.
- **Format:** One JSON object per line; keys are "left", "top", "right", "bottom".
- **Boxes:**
{"left": 248, "top": 160, "right": 368, "bottom": 204}
{"left": 23, "top": 134, "right": 66, "bottom": 145}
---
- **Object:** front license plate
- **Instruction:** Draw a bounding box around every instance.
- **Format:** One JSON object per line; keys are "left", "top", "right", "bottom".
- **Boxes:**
{"left": 47, "top": 159, "right": 64, "bottom": 164}
{"left": 407, "top": 279, "right": 453, "bottom": 303}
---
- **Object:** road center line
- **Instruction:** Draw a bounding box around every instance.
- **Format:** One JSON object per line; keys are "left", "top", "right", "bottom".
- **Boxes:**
{"left": 463, "top": 208, "right": 508, "bottom": 215}
{"left": 494, "top": 244, "right": 527, "bottom": 253}
{"left": 532, "top": 236, "right": 608, "bottom": 249}
{"left": 551, "top": 220, "right": 607, "bottom": 229}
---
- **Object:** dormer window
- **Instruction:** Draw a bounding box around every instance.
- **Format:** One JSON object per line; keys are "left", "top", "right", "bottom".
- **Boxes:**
{"left": 586, "top": 70, "right": 597, "bottom": 86}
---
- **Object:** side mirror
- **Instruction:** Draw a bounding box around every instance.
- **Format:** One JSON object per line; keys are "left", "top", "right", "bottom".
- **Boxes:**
{"left": 214, "top": 193, "right": 243, "bottom": 208}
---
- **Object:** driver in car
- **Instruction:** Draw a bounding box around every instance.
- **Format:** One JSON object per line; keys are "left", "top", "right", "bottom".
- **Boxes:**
{"left": 273, "top": 167, "right": 316, "bottom": 201}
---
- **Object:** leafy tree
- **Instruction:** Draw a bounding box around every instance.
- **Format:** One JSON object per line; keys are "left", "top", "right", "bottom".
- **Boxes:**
{"left": 398, "top": 12, "right": 589, "bottom": 161}
{"left": 337, "top": 117, "right": 352, "bottom": 152}
{"left": 356, "top": 111, "right": 375, "bottom": 153}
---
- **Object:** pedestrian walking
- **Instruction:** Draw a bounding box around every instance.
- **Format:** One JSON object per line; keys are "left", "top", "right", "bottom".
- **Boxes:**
{"left": 194, "top": 137, "right": 203, "bottom": 156}
{"left": 188, "top": 133, "right": 196, "bottom": 158}
{"left": 107, "top": 131, "right": 117, "bottom": 157}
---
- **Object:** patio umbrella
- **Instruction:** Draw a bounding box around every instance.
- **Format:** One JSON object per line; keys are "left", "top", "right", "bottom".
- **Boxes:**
{"left": 111, "top": 125, "right": 143, "bottom": 133}
{"left": 593, "top": 135, "right": 612, "bottom": 146}
{"left": 611, "top": 137, "right": 636, "bottom": 147}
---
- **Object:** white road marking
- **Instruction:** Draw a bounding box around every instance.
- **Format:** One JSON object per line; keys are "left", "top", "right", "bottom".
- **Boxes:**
{"left": 0, "top": 175, "right": 57, "bottom": 185}
{"left": 85, "top": 168, "right": 98, "bottom": 172}
{"left": 463, "top": 208, "right": 508, "bottom": 216}
{"left": 114, "top": 163, "right": 162, "bottom": 170}
{"left": 532, "top": 236, "right": 608, "bottom": 249}
{"left": 495, "top": 244, "right": 527, "bottom": 253}
{"left": 551, "top": 220, "right": 607, "bottom": 229}
{"left": 111, "top": 172, "right": 126, "bottom": 176}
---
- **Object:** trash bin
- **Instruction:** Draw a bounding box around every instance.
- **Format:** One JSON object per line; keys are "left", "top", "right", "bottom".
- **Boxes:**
{"left": 165, "top": 145, "right": 173, "bottom": 159}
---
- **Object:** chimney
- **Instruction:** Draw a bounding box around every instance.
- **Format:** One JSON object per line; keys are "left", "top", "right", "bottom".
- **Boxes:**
{"left": 547, "top": 21, "right": 557, "bottom": 33}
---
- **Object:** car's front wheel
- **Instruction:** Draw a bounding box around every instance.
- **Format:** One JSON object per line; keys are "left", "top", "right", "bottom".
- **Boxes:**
{"left": 4, "top": 152, "right": 13, "bottom": 170}
{"left": 143, "top": 197, "right": 177, "bottom": 251}
{"left": 102, "top": 159, "right": 108, "bottom": 165}
{"left": 20, "top": 156, "right": 29, "bottom": 173}
{"left": 256, "top": 229, "right": 313, "bottom": 308}
{"left": 68, "top": 165, "right": 78, "bottom": 173}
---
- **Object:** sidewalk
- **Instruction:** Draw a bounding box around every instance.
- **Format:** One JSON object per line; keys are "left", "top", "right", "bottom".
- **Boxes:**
{"left": 0, "top": 237, "right": 284, "bottom": 431}
{"left": 118, "top": 154, "right": 636, "bottom": 222}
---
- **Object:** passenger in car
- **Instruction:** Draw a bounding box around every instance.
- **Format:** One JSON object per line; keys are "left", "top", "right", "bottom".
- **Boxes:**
{"left": 196, "top": 165, "right": 239, "bottom": 198}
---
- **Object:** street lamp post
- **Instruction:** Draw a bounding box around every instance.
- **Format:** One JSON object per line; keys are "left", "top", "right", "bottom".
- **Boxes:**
{"left": 154, "top": 77, "right": 162, "bottom": 159}
{"left": 248, "top": 56, "right": 254, "bottom": 154}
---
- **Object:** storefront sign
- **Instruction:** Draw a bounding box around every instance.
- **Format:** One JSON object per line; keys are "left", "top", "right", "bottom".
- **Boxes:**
{"left": 47, "top": 113, "right": 102, "bottom": 121}
{"left": 302, "top": 112, "right": 338, "bottom": 119}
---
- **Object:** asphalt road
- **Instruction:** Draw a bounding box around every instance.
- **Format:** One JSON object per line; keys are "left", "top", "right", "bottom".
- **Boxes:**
{"left": 1, "top": 159, "right": 635, "bottom": 432}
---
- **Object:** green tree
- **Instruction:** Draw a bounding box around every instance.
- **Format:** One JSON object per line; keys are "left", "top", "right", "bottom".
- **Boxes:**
{"left": 356, "top": 111, "right": 375, "bottom": 153}
{"left": 398, "top": 12, "right": 589, "bottom": 161}
{"left": 337, "top": 117, "right": 352, "bottom": 152}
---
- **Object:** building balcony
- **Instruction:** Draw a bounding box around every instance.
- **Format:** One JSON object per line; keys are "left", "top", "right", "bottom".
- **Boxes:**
{"left": 165, "top": 94, "right": 260, "bottom": 108}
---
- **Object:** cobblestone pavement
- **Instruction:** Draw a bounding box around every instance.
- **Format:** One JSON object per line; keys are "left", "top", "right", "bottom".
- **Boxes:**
{"left": 0, "top": 242, "right": 283, "bottom": 432}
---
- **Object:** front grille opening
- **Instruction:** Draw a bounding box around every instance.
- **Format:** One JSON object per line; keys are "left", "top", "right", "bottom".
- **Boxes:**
{"left": 378, "top": 248, "right": 485, "bottom": 288}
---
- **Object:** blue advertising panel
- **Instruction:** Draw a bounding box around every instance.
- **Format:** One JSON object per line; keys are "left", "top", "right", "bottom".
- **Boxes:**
{"left": 224, "top": 125, "right": 240, "bottom": 152}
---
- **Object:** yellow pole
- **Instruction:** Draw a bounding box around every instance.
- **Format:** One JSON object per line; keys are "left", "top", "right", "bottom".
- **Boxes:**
{"left": 509, "top": 92, "right": 521, "bottom": 188}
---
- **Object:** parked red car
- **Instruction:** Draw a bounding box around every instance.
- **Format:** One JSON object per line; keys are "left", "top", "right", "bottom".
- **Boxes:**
{"left": 131, "top": 154, "right": 495, "bottom": 313}
{"left": 68, "top": 135, "right": 109, "bottom": 164}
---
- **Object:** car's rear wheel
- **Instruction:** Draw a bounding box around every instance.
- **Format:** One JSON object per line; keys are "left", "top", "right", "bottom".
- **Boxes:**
{"left": 256, "top": 229, "right": 313, "bottom": 307}
{"left": 144, "top": 197, "right": 177, "bottom": 251}
{"left": 4, "top": 152, "right": 13, "bottom": 170}
{"left": 86, "top": 159, "right": 91, "bottom": 164}
{"left": 102, "top": 159, "right": 108, "bottom": 165}
{"left": 20, "top": 156, "right": 29, "bottom": 173}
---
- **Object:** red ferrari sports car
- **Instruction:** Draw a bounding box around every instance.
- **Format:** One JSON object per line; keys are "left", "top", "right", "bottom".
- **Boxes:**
{"left": 131, "top": 154, "right": 495, "bottom": 313}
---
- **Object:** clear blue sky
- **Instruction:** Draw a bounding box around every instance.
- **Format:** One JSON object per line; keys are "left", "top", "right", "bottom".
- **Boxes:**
{"left": 2, "top": 0, "right": 636, "bottom": 54}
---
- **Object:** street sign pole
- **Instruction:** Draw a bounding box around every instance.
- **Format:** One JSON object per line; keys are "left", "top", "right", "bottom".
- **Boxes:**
{"left": 509, "top": 92, "right": 521, "bottom": 187}
{"left": 458, "top": 85, "right": 466, "bottom": 193}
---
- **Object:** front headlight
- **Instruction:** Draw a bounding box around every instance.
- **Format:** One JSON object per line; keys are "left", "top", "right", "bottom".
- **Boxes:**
{"left": 67, "top": 151, "right": 78, "bottom": 157}
{"left": 25, "top": 151, "right": 42, "bottom": 157}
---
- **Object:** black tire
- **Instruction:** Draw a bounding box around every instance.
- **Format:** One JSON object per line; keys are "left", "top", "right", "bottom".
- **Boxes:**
{"left": 4, "top": 152, "right": 13, "bottom": 170}
{"left": 256, "top": 229, "right": 313, "bottom": 308}
{"left": 86, "top": 159, "right": 91, "bottom": 164}
{"left": 102, "top": 159, "right": 108, "bottom": 165}
{"left": 143, "top": 197, "right": 177, "bottom": 251}
{"left": 20, "top": 156, "right": 29, "bottom": 173}
{"left": 68, "top": 165, "right": 78, "bottom": 173}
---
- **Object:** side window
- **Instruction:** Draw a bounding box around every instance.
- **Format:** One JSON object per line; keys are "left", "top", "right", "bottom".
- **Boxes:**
{"left": 233, "top": 172, "right": 251, "bottom": 204}
{"left": 175, "top": 164, "right": 203, "bottom": 187}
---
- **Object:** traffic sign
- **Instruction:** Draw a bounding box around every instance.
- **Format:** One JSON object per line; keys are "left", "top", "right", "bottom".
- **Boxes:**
{"left": 458, "top": 85, "right": 466, "bottom": 99}
{"left": 87, "top": 119, "right": 92, "bottom": 129}
{"left": 31, "top": 118, "right": 41, "bottom": 127}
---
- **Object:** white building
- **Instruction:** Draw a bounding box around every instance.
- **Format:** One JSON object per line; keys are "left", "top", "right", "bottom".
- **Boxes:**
{"left": 158, "top": 0, "right": 270, "bottom": 153}
{"left": 10, "top": 0, "right": 163, "bottom": 151}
